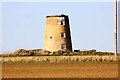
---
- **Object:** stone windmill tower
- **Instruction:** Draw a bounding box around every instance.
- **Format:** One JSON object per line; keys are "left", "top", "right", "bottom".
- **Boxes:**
{"left": 44, "top": 14, "right": 72, "bottom": 52}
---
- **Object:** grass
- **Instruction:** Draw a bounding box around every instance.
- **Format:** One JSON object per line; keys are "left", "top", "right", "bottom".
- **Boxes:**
{"left": 1, "top": 56, "right": 119, "bottom": 63}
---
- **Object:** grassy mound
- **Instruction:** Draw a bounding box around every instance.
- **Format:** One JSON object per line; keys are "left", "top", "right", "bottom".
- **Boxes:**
{"left": 0, "top": 49, "right": 118, "bottom": 57}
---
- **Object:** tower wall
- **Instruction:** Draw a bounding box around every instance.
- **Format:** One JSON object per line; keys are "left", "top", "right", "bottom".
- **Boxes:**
{"left": 44, "top": 14, "right": 72, "bottom": 52}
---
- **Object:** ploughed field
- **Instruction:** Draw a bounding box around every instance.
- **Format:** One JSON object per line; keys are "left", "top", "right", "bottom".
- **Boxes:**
{"left": 2, "top": 62, "right": 118, "bottom": 78}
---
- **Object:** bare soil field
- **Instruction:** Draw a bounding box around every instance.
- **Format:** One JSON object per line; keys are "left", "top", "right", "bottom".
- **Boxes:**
{"left": 2, "top": 62, "right": 118, "bottom": 78}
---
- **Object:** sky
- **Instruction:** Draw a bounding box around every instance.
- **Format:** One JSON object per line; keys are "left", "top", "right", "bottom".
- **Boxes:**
{"left": 0, "top": 0, "right": 120, "bottom": 53}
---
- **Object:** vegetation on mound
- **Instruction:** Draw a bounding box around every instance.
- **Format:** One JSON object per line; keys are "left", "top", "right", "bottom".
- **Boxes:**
{"left": 0, "top": 49, "right": 118, "bottom": 57}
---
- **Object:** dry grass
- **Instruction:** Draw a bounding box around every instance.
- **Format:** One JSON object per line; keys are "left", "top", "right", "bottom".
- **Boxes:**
{"left": 1, "top": 56, "right": 119, "bottom": 63}
{"left": 2, "top": 62, "right": 118, "bottom": 78}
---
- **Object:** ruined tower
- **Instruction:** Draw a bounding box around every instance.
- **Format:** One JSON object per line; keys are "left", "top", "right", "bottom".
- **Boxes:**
{"left": 44, "top": 14, "right": 72, "bottom": 52}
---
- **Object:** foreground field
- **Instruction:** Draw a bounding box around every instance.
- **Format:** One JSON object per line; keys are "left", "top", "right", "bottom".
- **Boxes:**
{"left": 2, "top": 62, "right": 118, "bottom": 78}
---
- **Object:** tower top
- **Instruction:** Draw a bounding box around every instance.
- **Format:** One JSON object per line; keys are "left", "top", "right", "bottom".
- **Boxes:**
{"left": 46, "top": 14, "right": 68, "bottom": 18}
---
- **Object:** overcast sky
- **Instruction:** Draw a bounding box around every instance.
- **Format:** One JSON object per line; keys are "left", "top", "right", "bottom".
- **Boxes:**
{"left": 0, "top": 0, "right": 120, "bottom": 53}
